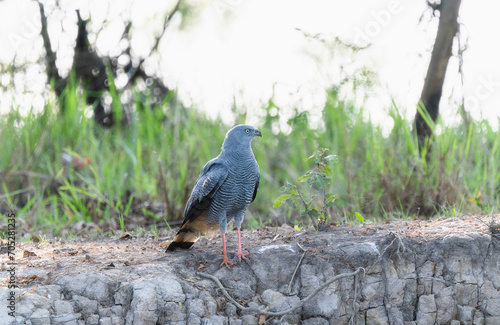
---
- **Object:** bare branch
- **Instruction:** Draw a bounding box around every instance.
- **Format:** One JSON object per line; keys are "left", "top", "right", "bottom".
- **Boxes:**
{"left": 125, "top": 0, "right": 182, "bottom": 86}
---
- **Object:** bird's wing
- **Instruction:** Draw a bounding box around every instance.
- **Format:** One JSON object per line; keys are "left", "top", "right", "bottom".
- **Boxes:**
{"left": 251, "top": 173, "right": 260, "bottom": 203}
{"left": 182, "top": 161, "right": 228, "bottom": 226}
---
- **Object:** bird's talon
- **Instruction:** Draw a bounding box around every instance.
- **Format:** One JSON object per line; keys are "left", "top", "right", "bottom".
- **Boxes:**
{"left": 235, "top": 252, "right": 250, "bottom": 262}
{"left": 221, "top": 259, "right": 234, "bottom": 269}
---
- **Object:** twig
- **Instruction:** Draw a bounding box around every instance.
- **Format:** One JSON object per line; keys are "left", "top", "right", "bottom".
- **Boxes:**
{"left": 296, "top": 191, "right": 318, "bottom": 230}
{"left": 287, "top": 242, "right": 306, "bottom": 295}
{"left": 348, "top": 268, "right": 364, "bottom": 325}
{"left": 197, "top": 267, "right": 363, "bottom": 317}
{"left": 378, "top": 232, "right": 405, "bottom": 260}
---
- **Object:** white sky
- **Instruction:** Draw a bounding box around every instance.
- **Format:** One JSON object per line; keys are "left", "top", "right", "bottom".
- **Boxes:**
{"left": 0, "top": 0, "right": 499, "bottom": 130}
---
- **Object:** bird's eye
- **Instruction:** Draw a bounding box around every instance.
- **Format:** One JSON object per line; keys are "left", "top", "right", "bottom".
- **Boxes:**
{"left": 245, "top": 129, "right": 250, "bottom": 134}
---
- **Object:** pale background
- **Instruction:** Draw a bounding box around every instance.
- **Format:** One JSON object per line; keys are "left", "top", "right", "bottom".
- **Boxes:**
{"left": 0, "top": 0, "right": 498, "bottom": 131}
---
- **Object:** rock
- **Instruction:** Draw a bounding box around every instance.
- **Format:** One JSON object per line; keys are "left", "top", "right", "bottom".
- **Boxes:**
{"left": 153, "top": 276, "right": 185, "bottom": 303}
{"left": 215, "top": 267, "right": 257, "bottom": 300}
{"left": 16, "top": 292, "right": 51, "bottom": 319}
{"left": 98, "top": 305, "right": 112, "bottom": 317}
{"left": 226, "top": 303, "right": 237, "bottom": 316}
{"left": 261, "top": 289, "right": 300, "bottom": 313}
{"left": 86, "top": 314, "right": 99, "bottom": 325}
{"left": 481, "top": 281, "right": 500, "bottom": 315}
{"left": 99, "top": 317, "right": 112, "bottom": 325}
{"left": 416, "top": 294, "right": 436, "bottom": 324}
{"left": 455, "top": 283, "right": 479, "bottom": 305}
{"left": 52, "top": 313, "right": 81, "bottom": 325}
{"left": 54, "top": 300, "right": 74, "bottom": 315}
{"left": 241, "top": 315, "right": 258, "bottom": 325}
{"left": 473, "top": 311, "right": 485, "bottom": 325}
{"left": 4, "top": 219, "right": 500, "bottom": 325}
{"left": 250, "top": 245, "right": 301, "bottom": 293}
{"left": 186, "top": 299, "right": 206, "bottom": 317}
{"left": 159, "top": 301, "right": 185, "bottom": 324}
{"left": 485, "top": 316, "right": 500, "bottom": 325}
{"left": 228, "top": 318, "right": 242, "bottom": 325}
{"left": 30, "top": 308, "right": 50, "bottom": 325}
{"left": 34, "top": 285, "right": 62, "bottom": 303}
{"left": 124, "top": 281, "right": 158, "bottom": 325}
{"left": 72, "top": 295, "right": 99, "bottom": 315}
{"left": 110, "top": 315, "right": 124, "bottom": 325}
{"left": 366, "top": 306, "right": 389, "bottom": 325}
{"left": 54, "top": 274, "right": 114, "bottom": 305}
{"left": 457, "top": 305, "right": 475, "bottom": 324}
{"left": 301, "top": 317, "right": 329, "bottom": 325}
{"left": 417, "top": 295, "right": 436, "bottom": 314}
{"left": 187, "top": 315, "right": 201, "bottom": 325}
{"left": 435, "top": 286, "right": 455, "bottom": 324}
{"left": 300, "top": 263, "right": 340, "bottom": 318}
{"left": 208, "top": 315, "right": 225, "bottom": 325}
{"left": 361, "top": 277, "right": 384, "bottom": 308}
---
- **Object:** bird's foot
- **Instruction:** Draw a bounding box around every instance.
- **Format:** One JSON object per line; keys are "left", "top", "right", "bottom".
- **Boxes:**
{"left": 235, "top": 251, "right": 250, "bottom": 262}
{"left": 221, "top": 257, "right": 234, "bottom": 269}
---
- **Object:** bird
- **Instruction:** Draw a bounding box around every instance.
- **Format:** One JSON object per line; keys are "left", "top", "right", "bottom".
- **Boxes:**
{"left": 167, "top": 124, "right": 261, "bottom": 268}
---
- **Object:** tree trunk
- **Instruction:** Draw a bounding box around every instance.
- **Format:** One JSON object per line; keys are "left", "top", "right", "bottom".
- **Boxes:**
{"left": 416, "top": 0, "right": 462, "bottom": 154}
{"left": 38, "top": 2, "right": 66, "bottom": 99}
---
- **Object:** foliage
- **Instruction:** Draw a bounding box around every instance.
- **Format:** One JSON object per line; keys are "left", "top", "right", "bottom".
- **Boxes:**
{"left": 0, "top": 81, "right": 499, "bottom": 238}
{"left": 273, "top": 148, "right": 338, "bottom": 228}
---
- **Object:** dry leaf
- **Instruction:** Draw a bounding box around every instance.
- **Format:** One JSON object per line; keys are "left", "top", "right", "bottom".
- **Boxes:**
{"left": 23, "top": 250, "right": 37, "bottom": 258}
{"left": 119, "top": 232, "right": 132, "bottom": 240}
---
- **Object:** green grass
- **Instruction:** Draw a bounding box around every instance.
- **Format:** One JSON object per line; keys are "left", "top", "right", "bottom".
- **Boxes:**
{"left": 0, "top": 82, "right": 499, "bottom": 238}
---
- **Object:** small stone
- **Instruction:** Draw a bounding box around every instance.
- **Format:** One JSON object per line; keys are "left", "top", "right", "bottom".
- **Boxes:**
{"left": 226, "top": 302, "right": 237, "bottom": 316}
{"left": 208, "top": 315, "right": 225, "bottom": 325}
{"left": 73, "top": 295, "right": 99, "bottom": 315}
{"left": 485, "top": 316, "right": 500, "bottom": 325}
{"left": 187, "top": 299, "right": 206, "bottom": 317}
{"left": 30, "top": 308, "right": 51, "bottom": 325}
{"left": 474, "top": 311, "right": 485, "bottom": 325}
{"left": 187, "top": 316, "right": 201, "bottom": 325}
{"left": 241, "top": 315, "right": 258, "bottom": 325}
{"left": 261, "top": 289, "right": 300, "bottom": 313}
{"left": 110, "top": 315, "right": 124, "bottom": 325}
{"left": 417, "top": 294, "right": 437, "bottom": 313}
{"left": 54, "top": 300, "right": 74, "bottom": 315}
{"left": 301, "top": 317, "right": 329, "bottom": 325}
{"left": 86, "top": 314, "right": 99, "bottom": 325}
{"left": 457, "top": 305, "right": 475, "bottom": 324}
{"left": 99, "top": 317, "right": 112, "bottom": 325}
{"left": 110, "top": 305, "right": 123, "bottom": 316}
{"left": 229, "top": 318, "right": 242, "bottom": 325}
{"left": 366, "top": 306, "right": 389, "bottom": 325}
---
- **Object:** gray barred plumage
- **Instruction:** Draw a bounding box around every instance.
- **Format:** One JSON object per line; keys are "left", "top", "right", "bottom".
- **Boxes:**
{"left": 167, "top": 125, "right": 261, "bottom": 268}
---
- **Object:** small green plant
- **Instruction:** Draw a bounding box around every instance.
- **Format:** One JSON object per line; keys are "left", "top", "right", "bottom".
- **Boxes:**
{"left": 273, "top": 148, "right": 338, "bottom": 229}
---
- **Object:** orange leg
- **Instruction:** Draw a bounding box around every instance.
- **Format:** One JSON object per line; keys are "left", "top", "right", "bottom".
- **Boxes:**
{"left": 220, "top": 233, "right": 234, "bottom": 269}
{"left": 235, "top": 227, "right": 249, "bottom": 262}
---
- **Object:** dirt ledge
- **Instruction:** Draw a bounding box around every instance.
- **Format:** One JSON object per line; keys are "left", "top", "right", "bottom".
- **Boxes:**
{"left": 1, "top": 215, "right": 499, "bottom": 325}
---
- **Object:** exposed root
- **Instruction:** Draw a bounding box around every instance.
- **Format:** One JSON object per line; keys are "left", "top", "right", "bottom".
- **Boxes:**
{"left": 197, "top": 267, "right": 363, "bottom": 317}
{"left": 287, "top": 242, "right": 306, "bottom": 295}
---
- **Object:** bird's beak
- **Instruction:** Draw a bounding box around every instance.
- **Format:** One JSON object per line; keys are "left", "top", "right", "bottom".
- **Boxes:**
{"left": 254, "top": 129, "right": 262, "bottom": 137}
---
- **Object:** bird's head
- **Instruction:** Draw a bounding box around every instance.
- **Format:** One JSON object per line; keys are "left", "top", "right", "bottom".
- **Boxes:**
{"left": 222, "top": 124, "right": 262, "bottom": 150}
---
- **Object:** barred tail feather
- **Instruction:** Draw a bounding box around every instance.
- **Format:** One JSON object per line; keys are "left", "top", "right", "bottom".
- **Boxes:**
{"left": 166, "top": 212, "right": 218, "bottom": 251}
